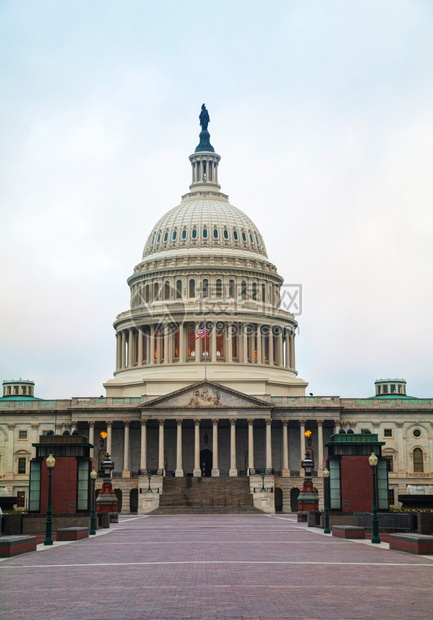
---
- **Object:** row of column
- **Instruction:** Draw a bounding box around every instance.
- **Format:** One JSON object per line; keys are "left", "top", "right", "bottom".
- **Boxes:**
{"left": 115, "top": 322, "right": 295, "bottom": 370}
{"left": 98, "top": 418, "right": 328, "bottom": 478}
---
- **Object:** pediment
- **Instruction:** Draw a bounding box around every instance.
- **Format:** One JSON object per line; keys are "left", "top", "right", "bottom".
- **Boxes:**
{"left": 142, "top": 381, "right": 269, "bottom": 410}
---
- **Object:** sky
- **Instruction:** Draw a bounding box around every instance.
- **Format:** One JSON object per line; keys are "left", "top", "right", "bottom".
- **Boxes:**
{"left": 1, "top": 0, "right": 432, "bottom": 399}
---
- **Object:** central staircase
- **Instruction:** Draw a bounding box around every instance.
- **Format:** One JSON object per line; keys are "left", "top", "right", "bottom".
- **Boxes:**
{"left": 151, "top": 477, "right": 261, "bottom": 514}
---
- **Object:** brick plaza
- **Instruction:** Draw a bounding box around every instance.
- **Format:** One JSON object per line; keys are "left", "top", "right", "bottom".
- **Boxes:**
{"left": 1, "top": 514, "right": 433, "bottom": 619}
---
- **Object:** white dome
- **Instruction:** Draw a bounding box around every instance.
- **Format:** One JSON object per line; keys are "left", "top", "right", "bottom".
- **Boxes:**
{"left": 142, "top": 195, "right": 268, "bottom": 259}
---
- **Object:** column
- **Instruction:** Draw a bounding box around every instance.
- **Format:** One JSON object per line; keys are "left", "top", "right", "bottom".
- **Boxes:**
{"left": 88, "top": 421, "right": 95, "bottom": 460}
{"left": 229, "top": 419, "right": 237, "bottom": 476}
{"left": 175, "top": 419, "right": 184, "bottom": 477}
{"left": 140, "top": 420, "right": 147, "bottom": 473}
{"left": 150, "top": 326, "right": 156, "bottom": 365}
{"left": 158, "top": 419, "right": 165, "bottom": 473}
{"left": 317, "top": 420, "right": 324, "bottom": 474}
{"left": 278, "top": 330, "right": 284, "bottom": 366}
{"left": 256, "top": 325, "right": 262, "bottom": 364}
{"left": 210, "top": 324, "right": 216, "bottom": 362}
{"left": 180, "top": 323, "right": 186, "bottom": 363}
{"left": 106, "top": 421, "right": 112, "bottom": 456}
{"left": 138, "top": 329, "right": 143, "bottom": 366}
{"left": 269, "top": 327, "right": 274, "bottom": 365}
{"left": 242, "top": 324, "right": 248, "bottom": 363}
{"left": 396, "top": 422, "right": 405, "bottom": 473}
{"left": 193, "top": 419, "right": 201, "bottom": 477}
{"left": 285, "top": 332, "right": 290, "bottom": 368}
{"left": 227, "top": 324, "right": 233, "bottom": 363}
{"left": 162, "top": 329, "right": 169, "bottom": 364}
{"left": 128, "top": 329, "right": 134, "bottom": 367}
{"left": 121, "top": 330, "right": 126, "bottom": 368}
{"left": 211, "top": 419, "right": 219, "bottom": 476}
{"left": 122, "top": 421, "right": 130, "bottom": 477}
{"left": 282, "top": 419, "right": 290, "bottom": 476}
{"left": 299, "top": 421, "right": 306, "bottom": 460}
{"left": 265, "top": 419, "right": 272, "bottom": 469}
{"left": 290, "top": 333, "right": 295, "bottom": 369}
{"left": 116, "top": 333, "right": 121, "bottom": 370}
{"left": 334, "top": 419, "right": 341, "bottom": 434}
{"left": 248, "top": 419, "right": 254, "bottom": 472}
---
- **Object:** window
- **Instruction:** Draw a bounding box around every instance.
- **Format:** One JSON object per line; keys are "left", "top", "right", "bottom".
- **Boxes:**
{"left": 413, "top": 429, "right": 421, "bottom": 438}
{"left": 22, "top": 386, "right": 27, "bottom": 395}
{"left": 153, "top": 282, "right": 159, "bottom": 300}
{"left": 203, "top": 279, "right": 209, "bottom": 298}
{"left": 261, "top": 283, "right": 266, "bottom": 302}
{"left": 213, "top": 228, "right": 218, "bottom": 239}
{"left": 383, "top": 429, "right": 392, "bottom": 438}
{"left": 388, "top": 488, "right": 395, "bottom": 506}
{"left": 187, "top": 329, "right": 196, "bottom": 357}
{"left": 216, "top": 279, "right": 222, "bottom": 297}
{"left": 413, "top": 448, "right": 424, "bottom": 472}
{"left": 232, "top": 333, "right": 238, "bottom": 359}
{"left": 18, "top": 457, "right": 26, "bottom": 474}
{"left": 164, "top": 281, "right": 170, "bottom": 300}
{"left": 233, "top": 230, "right": 238, "bottom": 241}
{"left": 163, "top": 231, "right": 168, "bottom": 242}
{"left": 157, "top": 233, "right": 161, "bottom": 243}
{"left": 241, "top": 281, "right": 247, "bottom": 299}
{"left": 181, "top": 229, "right": 187, "bottom": 240}
{"left": 229, "top": 280, "right": 235, "bottom": 298}
{"left": 146, "top": 284, "right": 150, "bottom": 303}
{"left": 174, "top": 330, "right": 179, "bottom": 359}
{"left": 192, "top": 228, "right": 197, "bottom": 239}
{"left": 172, "top": 230, "right": 177, "bottom": 241}
{"left": 189, "top": 279, "right": 195, "bottom": 298}
{"left": 242, "top": 231, "right": 247, "bottom": 242}
{"left": 77, "top": 461, "right": 89, "bottom": 511}
{"left": 202, "top": 227, "right": 208, "bottom": 239}
{"left": 14, "top": 386, "right": 19, "bottom": 395}
{"left": 223, "top": 229, "right": 229, "bottom": 240}
{"left": 176, "top": 280, "right": 182, "bottom": 299}
{"left": 252, "top": 282, "right": 257, "bottom": 300}
{"left": 216, "top": 333, "right": 224, "bottom": 358}
{"left": 377, "top": 385, "right": 381, "bottom": 394}
{"left": 249, "top": 233, "right": 253, "bottom": 243}
{"left": 384, "top": 456, "right": 393, "bottom": 472}
{"left": 17, "top": 491, "right": 26, "bottom": 508}
{"left": 383, "top": 385, "right": 388, "bottom": 394}
{"left": 19, "top": 430, "right": 28, "bottom": 440}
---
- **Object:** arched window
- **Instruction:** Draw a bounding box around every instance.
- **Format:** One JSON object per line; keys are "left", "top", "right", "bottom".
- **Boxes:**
{"left": 145, "top": 284, "right": 150, "bottom": 303}
{"left": 249, "top": 233, "right": 254, "bottom": 243}
{"left": 216, "top": 279, "right": 222, "bottom": 297}
{"left": 241, "top": 280, "right": 247, "bottom": 299}
{"left": 223, "top": 229, "right": 229, "bottom": 240}
{"left": 181, "top": 229, "right": 187, "bottom": 240}
{"left": 229, "top": 280, "right": 235, "bottom": 298}
{"left": 164, "top": 281, "right": 170, "bottom": 300}
{"left": 232, "top": 333, "right": 238, "bottom": 360}
{"left": 172, "top": 230, "right": 177, "bottom": 241}
{"left": 233, "top": 230, "right": 239, "bottom": 241}
{"left": 203, "top": 227, "right": 208, "bottom": 239}
{"left": 203, "top": 279, "right": 209, "bottom": 298}
{"left": 176, "top": 280, "right": 182, "bottom": 299}
{"left": 164, "top": 231, "right": 168, "bottom": 242}
{"left": 261, "top": 283, "right": 266, "bottom": 302}
{"left": 154, "top": 282, "right": 159, "bottom": 300}
{"left": 216, "top": 333, "right": 224, "bottom": 358}
{"left": 252, "top": 282, "right": 257, "bottom": 300}
{"left": 213, "top": 228, "right": 218, "bottom": 239}
{"left": 157, "top": 233, "right": 161, "bottom": 243}
{"left": 192, "top": 228, "right": 197, "bottom": 239}
{"left": 413, "top": 448, "right": 424, "bottom": 472}
{"left": 189, "top": 279, "right": 195, "bottom": 298}
{"left": 242, "top": 231, "right": 247, "bottom": 242}
{"left": 187, "top": 329, "right": 196, "bottom": 357}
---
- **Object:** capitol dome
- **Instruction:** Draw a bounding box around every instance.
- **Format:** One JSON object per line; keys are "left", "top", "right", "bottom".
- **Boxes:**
{"left": 105, "top": 106, "right": 307, "bottom": 399}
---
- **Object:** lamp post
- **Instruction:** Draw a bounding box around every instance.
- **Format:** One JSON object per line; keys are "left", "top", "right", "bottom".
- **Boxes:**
{"left": 368, "top": 451, "right": 381, "bottom": 544}
{"left": 89, "top": 469, "right": 97, "bottom": 535}
{"left": 44, "top": 453, "right": 56, "bottom": 546}
{"left": 323, "top": 467, "right": 330, "bottom": 534}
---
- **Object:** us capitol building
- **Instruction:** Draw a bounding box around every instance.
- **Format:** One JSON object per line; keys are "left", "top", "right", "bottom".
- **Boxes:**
{"left": 1, "top": 107, "right": 432, "bottom": 513}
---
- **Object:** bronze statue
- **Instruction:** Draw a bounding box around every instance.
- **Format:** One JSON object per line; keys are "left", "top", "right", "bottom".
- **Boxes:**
{"left": 199, "top": 104, "right": 210, "bottom": 131}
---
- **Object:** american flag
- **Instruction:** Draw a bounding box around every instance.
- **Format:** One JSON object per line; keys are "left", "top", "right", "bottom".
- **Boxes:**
{"left": 196, "top": 322, "right": 207, "bottom": 340}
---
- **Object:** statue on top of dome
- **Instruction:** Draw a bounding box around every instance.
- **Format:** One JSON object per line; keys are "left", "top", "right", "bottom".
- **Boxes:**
{"left": 199, "top": 104, "right": 210, "bottom": 131}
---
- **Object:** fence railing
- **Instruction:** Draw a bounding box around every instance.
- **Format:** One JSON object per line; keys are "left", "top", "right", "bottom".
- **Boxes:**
{"left": 353, "top": 512, "right": 415, "bottom": 532}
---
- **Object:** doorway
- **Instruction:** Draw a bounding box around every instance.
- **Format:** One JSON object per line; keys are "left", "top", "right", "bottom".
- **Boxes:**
{"left": 275, "top": 487, "right": 283, "bottom": 512}
{"left": 200, "top": 449, "right": 212, "bottom": 477}
{"left": 130, "top": 488, "right": 138, "bottom": 513}
{"left": 290, "top": 487, "right": 300, "bottom": 512}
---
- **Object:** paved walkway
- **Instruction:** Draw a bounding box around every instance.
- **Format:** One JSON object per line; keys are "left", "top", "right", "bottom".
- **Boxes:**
{"left": 1, "top": 514, "right": 433, "bottom": 619}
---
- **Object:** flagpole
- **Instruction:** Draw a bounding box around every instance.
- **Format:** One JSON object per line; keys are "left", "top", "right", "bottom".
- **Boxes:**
{"left": 204, "top": 320, "right": 207, "bottom": 381}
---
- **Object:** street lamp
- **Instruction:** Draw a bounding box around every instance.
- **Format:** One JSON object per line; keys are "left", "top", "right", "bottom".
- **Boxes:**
{"left": 44, "top": 453, "right": 56, "bottom": 546}
{"left": 368, "top": 451, "right": 381, "bottom": 544}
{"left": 323, "top": 467, "right": 330, "bottom": 534}
{"left": 89, "top": 469, "right": 97, "bottom": 535}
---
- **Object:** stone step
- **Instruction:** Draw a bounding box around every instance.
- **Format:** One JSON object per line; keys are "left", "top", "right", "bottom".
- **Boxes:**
{"left": 157, "top": 477, "right": 255, "bottom": 512}
{"left": 152, "top": 505, "right": 262, "bottom": 515}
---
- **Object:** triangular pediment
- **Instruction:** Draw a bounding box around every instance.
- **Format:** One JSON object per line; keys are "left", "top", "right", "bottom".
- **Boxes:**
{"left": 142, "top": 381, "right": 269, "bottom": 410}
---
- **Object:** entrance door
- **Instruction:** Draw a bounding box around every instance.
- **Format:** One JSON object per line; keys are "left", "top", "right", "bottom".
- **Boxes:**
{"left": 200, "top": 449, "right": 212, "bottom": 477}
{"left": 130, "top": 488, "right": 138, "bottom": 513}
{"left": 275, "top": 487, "right": 283, "bottom": 512}
{"left": 290, "top": 487, "right": 300, "bottom": 512}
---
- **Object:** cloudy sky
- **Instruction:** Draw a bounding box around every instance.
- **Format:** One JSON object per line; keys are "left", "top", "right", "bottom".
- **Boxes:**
{"left": 1, "top": 1, "right": 432, "bottom": 399}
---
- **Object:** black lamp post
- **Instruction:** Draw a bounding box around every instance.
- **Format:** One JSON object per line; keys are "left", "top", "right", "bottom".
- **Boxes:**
{"left": 301, "top": 454, "right": 314, "bottom": 477}
{"left": 323, "top": 467, "right": 330, "bottom": 534}
{"left": 89, "top": 469, "right": 97, "bottom": 535}
{"left": 44, "top": 453, "right": 56, "bottom": 546}
{"left": 368, "top": 451, "right": 381, "bottom": 544}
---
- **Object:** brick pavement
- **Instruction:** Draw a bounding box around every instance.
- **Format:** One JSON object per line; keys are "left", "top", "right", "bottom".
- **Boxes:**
{"left": 1, "top": 514, "right": 433, "bottom": 619}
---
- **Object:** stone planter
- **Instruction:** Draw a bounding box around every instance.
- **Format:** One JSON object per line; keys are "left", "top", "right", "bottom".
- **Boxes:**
{"left": 2, "top": 513, "right": 23, "bottom": 535}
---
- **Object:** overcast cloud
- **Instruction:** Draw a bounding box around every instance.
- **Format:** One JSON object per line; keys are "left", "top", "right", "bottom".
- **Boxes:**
{"left": 1, "top": 0, "right": 432, "bottom": 399}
